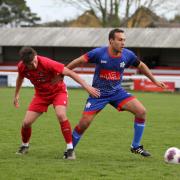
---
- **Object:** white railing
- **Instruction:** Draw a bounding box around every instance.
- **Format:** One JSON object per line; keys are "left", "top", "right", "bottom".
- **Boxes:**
{"left": 1, "top": 71, "right": 180, "bottom": 89}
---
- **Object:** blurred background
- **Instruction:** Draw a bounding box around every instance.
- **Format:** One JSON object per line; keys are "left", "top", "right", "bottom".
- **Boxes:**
{"left": 0, "top": 0, "right": 180, "bottom": 92}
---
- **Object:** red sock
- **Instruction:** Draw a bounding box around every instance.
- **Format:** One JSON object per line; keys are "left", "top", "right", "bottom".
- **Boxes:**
{"left": 135, "top": 117, "right": 145, "bottom": 124}
{"left": 21, "top": 126, "right": 32, "bottom": 143}
{"left": 60, "top": 120, "right": 72, "bottom": 144}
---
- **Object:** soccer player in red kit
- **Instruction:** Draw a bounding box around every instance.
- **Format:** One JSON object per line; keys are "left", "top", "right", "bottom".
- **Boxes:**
{"left": 13, "top": 47, "right": 100, "bottom": 160}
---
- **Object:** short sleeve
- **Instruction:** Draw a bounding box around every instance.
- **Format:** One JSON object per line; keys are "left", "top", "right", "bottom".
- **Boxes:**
{"left": 47, "top": 59, "right": 64, "bottom": 74}
{"left": 125, "top": 50, "right": 138, "bottom": 68}
{"left": 83, "top": 48, "right": 101, "bottom": 64}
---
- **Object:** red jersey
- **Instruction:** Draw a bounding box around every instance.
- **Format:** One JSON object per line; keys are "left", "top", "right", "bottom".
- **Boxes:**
{"left": 18, "top": 55, "right": 66, "bottom": 96}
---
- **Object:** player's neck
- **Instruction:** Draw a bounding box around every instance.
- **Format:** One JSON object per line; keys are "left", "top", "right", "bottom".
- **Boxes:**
{"left": 108, "top": 47, "right": 121, "bottom": 58}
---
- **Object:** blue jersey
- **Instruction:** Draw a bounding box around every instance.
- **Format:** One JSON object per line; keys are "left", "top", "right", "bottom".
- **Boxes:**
{"left": 84, "top": 47, "right": 138, "bottom": 96}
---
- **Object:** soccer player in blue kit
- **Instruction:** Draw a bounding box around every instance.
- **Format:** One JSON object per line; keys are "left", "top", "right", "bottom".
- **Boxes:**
{"left": 65, "top": 28, "right": 167, "bottom": 158}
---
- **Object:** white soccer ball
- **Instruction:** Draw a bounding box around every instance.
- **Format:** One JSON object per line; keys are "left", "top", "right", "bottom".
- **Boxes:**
{"left": 164, "top": 147, "right": 180, "bottom": 164}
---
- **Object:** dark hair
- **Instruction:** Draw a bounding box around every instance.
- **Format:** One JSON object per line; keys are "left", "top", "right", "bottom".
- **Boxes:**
{"left": 19, "top": 47, "right": 37, "bottom": 64}
{"left": 108, "top": 28, "right": 124, "bottom": 41}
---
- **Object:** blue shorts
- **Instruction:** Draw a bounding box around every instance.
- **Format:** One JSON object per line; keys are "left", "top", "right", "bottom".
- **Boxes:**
{"left": 83, "top": 88, "right": 135, "bottom": 114}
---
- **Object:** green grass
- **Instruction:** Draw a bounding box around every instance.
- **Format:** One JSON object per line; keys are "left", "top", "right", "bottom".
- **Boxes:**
{"left": 0, "top": 88, "right": 180, "bottom": 180}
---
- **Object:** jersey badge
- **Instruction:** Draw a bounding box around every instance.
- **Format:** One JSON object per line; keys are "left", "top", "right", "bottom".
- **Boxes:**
{"left": 86, "top": 102, "right": 91, "bottom": 108}
{"left": 120, "top": 62, "right": 125, "bottom": 68}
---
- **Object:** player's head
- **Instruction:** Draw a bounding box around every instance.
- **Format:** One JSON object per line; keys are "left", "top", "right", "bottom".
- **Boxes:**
{"left": 19, "top": 47, "right": 38, "bottom": 70}
{"left": 108, "top": 29, "right": 125, "bottom": 52}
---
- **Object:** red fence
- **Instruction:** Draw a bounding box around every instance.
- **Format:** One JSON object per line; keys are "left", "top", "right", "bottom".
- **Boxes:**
{"left": 134, "top": 79, "right": 175, "bottom": 92}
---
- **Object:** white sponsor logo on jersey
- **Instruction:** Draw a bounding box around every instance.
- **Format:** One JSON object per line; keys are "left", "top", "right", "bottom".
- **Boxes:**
{"left": 101, "top": 60, "right": 107, "bottom": 64}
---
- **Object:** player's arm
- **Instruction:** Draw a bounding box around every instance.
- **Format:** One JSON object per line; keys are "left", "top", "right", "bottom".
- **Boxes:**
{"left": 14, "top": 73, "right": 24, "bottom": 108}
{"left": 52, "top": 56, "right": 86, "bottom": 82}
{"left": 62, "top": 67, "right": 100, "bottom": 98}
{"left": 136, "top": 61, "right": 167, "bottom": 89}
{"left": 66, "top": 55, "right": 86, "bottom": 70}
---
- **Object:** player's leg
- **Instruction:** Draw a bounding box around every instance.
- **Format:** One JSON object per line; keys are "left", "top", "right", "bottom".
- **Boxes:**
{"left": 122, "top": 98, "right": 151, "bottom": 156}
{"left": 122, "top": 98, "right": 146, "bottom": 147}
{"left": 17, "top": 95, "right": 47, "bottom": 155}
{"left": 64, "top": 113, "right": 98, "bottom": 160}
{"left": 72, "top": 113, "right": 97, "bottom": 149}
{"left": 54, "top": 105, "right": 74, "bottom": 154}
{"left": 72, "top": 96, "right": 108, "bottom": 149}
{"left": 110, "top": 89, "right": 150, "bottom": 156}
{"left": 17, "top": 111, "right": 42, "bottom": 154}
{"left": 53, "top": 92, "right": 75, "bottom": 160}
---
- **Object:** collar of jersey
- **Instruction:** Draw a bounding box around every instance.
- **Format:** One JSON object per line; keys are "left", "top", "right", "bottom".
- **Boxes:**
{"left": 108, "top": 47, "right": 122, "bottom": 58}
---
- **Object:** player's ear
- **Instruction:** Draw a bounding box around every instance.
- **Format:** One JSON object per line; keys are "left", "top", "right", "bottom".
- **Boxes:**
{"left": 109, "top": 39, "right": 113, "bottom": 44}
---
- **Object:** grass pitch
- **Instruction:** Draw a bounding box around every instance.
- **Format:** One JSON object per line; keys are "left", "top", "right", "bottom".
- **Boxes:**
{"left": 0, "top": 88, "right": 180, "bottom": 180}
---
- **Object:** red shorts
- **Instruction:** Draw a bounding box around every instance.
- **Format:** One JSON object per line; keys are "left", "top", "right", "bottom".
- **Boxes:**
{"left": 28, "top": 92, "right": 68, "bottom": 113}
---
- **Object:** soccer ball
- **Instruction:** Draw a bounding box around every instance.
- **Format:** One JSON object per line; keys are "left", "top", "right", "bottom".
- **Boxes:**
{"left": 164, "top": 147, "right": 180, "bottom": 164}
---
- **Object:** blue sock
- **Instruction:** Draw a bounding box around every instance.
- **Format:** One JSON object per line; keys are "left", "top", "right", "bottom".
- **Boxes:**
{"left": 132, "top": 122, "right": 145, "bottom": 148}
{"left": 72, "top": 129, "right": 82, "bottom": 149}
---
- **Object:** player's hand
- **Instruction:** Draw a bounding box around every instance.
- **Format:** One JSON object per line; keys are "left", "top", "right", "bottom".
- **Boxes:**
{"left": 154, "top": 81, "right": 167, "bottom": 89}
{"left": 86, "top": 86, "right": 100, "bottom": 98}
{"left": 51, "top": 75, "right": 64, "bottom": 84}
{"left": 13, "top": 96, "right": 19, "bottom": 108}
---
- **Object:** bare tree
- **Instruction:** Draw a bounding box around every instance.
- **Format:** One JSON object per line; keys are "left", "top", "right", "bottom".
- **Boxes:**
{"left": 54, "top": 0, "right": 122, "bottom": 27}
{"left": 125, "top": 0, "right": 134, "bottom": 19}
{"left": 124, "top": 0, "right": 180, "bottom": 22}
{"left": 54, "top": 0, "right": 180, "bottom": 27}
{"left": 132, "top": 0, "right": 179, "bottom": 18}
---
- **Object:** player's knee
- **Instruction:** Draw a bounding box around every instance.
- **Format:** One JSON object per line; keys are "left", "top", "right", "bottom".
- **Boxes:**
{"left": 79, "top": 119, "right": 92, "bottom": 130}
{"left": 22, "top": 121, "right": 31, "bottom": 128}
{"left": 79, "top": 120, "right": 89, "bottom": 130}
{"left": 56, "top": 112, "right": 67, "bottom": 121}
{"left": 135, "top": 107, "right": 147, "bottom": 119}
{"left": 77, "top": 114, "right": 95, "bottom": 131}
